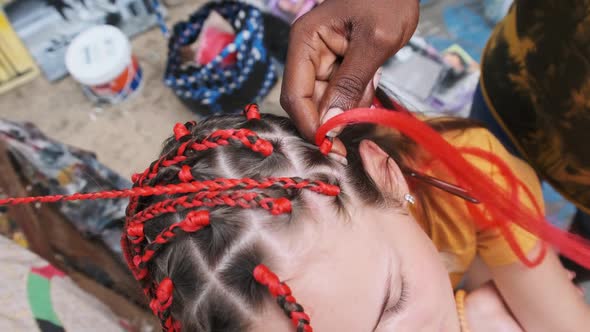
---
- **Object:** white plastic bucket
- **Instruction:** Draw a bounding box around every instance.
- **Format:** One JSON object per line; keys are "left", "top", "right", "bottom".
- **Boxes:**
{"left": 65, "top": 25, "right": 142, "bottom": 104}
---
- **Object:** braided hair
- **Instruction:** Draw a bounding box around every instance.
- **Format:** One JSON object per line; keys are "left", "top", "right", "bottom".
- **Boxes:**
{"left": 123, "top": 104, "right": 355, "bottom": 331}
{"left": 6, "top": 99, "right": 590, "bottom": 330}
{"left": 121, "top": 104, "right": 487, "bottom": 331}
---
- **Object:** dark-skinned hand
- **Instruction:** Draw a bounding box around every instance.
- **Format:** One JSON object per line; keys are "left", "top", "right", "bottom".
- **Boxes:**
{"left": 280, "top": 0, "right": 419, "bottom": 155}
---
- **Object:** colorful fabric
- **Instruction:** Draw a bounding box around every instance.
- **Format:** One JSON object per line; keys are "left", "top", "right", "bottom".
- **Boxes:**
{"left": 0, "top": 120, "right": 129, "bottom": 256}
{"left": 0, "top": 235, "right": 127, "bottom": 331}
{"left": 165, "top": 0, "right": 278, "bottom": 114}
{"left": 480, "top": 0, "right": 590, "bottom": 214}
{"left": 27, "top": 266, "right": 65, "bottom": 331}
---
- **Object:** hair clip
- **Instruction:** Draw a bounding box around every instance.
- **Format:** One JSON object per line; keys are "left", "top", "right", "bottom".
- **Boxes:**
{"left": 402, "top": 167, "right": 480, "bottom": 204}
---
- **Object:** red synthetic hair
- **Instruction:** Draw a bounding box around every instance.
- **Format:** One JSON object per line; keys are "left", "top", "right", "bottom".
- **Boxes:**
{"left": 316, "top": 108, "right": 590, "bottom": 269}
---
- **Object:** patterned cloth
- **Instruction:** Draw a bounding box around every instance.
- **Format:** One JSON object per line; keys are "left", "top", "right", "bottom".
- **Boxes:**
{"left": 479, "top": 0, "right": 590, "bottom": 214}
{"left": 0, "top": 235, "right": 128, "bottom": 332}
{"left": 165, "top": 0, "right": 278, "bottom": 114}
{"left": 0, "top": 120, "right": 130, "bottom": 256}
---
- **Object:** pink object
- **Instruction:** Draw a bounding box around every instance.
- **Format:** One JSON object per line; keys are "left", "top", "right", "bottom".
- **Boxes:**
{"left": 31, "top": 265, "right": 66, "bottom": 279}
{"left": 196, "top": 27, "right": 237, "bottom": 67}
{"left": 267, "top": 0, "right": 317, "bottom": 23}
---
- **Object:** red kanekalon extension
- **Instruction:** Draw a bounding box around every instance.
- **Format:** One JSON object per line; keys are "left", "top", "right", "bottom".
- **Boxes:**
{"left": 318, "top": 137, "right": 333, "bottom": 155}
{"left": 133, "top": 211, "right": 210, "bottom": 279}
{"left": 0, "top": 178, "right": 338, "bottom": 206}
{"left": 244, "top": 103, "right": 261, "bottom": 120}
{"left": 459, "top": 147, "right": 547, "bottom": 267}
{"left": 150, "top": 277, "right": 174, "bottom": 313}
{"left": 150, "top": 277, "right": 178, "bottom": 331}
{"left": 253, "top": 264, "right": 313, "bottom": 332}
{"left": 132, "top": 128, "right": 274, "bottom": 186}
{"left": 192, "top": 129, "right": 273, "bottom": 156}
{"left": 126, "top": 192, "right": 292, "bottom": 244}
{"left": 174, "top": 123, "right": 191, "bottom": 141}
{"left": 316, "top": 108, "right": 590, "bottom": 269}
{"left": 178, "top": 165, "right": 194, "bottom": 182}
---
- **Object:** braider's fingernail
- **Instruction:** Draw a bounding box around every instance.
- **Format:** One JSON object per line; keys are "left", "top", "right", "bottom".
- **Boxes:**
{"left": 321, "top": 107, "right": 344, "bottom": 137}
{"left": 327, "top": 127, "right": 344, "bottom": 138}
{"left": 321, "top": 107, "right": 344, "bottom": 124}
{"left": 373, "top": 67, "right": 382, "bottom": 91}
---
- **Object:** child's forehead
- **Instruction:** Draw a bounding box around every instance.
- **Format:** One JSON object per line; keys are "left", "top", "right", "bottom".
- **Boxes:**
{"left": 278, "top": 227, "right": 398, "bottom": 331}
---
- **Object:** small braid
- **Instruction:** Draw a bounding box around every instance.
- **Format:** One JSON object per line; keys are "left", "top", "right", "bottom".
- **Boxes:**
{"left": 127, "top": 191, "right": 290, "bottom": 242}
{"left": 0, "top": 177, "right": 338, "bottom": 206}
{"left": 133, "top": 211, "right": 210, "bottom": 280}
{"left": 254, "top": 264, "right": 313, "bottom": 332}
{"left": 150, "top": 278, "right": 180, "bottom": 331}
{"left": 243, "top": 103, "right": 261, "bottom": 120}
{"left": 132, "top": 121, "right": 274, "bottom": 187}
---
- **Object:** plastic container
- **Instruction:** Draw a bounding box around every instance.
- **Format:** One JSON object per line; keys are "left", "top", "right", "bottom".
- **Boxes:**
{"left": 65, "top": 25, "right": 142, "bottom": 104}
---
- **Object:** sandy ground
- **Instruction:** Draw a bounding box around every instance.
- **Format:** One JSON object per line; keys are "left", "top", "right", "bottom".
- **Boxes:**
{"left": 0, "top": 1, "right": 286, "bottom": 179}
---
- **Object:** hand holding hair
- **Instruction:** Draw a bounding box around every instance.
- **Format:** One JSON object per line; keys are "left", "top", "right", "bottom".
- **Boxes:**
{"left": 280, "top": 0, "right": 419, "bottom": 154}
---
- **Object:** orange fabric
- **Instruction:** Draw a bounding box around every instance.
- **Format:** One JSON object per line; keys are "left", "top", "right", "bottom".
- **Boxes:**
{"left": 410, "top": 127, "right": 543, "bottom": 288}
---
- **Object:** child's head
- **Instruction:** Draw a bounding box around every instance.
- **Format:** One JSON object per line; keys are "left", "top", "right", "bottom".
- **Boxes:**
{"left": 3, "top": 103, "right": 589, "bottom": 330}
{"left": 124, "top": 106, "right": 459, "bottom": 331}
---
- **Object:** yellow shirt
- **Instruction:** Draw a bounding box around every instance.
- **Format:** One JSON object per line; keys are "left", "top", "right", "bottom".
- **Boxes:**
{"left": 411, "top": 127, "right": 542, "bottom": 288}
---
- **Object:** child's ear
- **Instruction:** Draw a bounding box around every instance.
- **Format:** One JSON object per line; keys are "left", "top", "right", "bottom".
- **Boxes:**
{"left": 359, "top": 139, "right": 409, "bottom": 201}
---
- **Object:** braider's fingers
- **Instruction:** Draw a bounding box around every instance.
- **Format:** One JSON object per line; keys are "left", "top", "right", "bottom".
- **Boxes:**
{"left": 313, "top": 80, "right": 329, "bottom": 106}
{"left": 359, "top": 67, "right": 382, "bottom": 108}
{"left": 281, "top": 8, "right": 348, "bottom": 142}
{"left": 318, "top": 40, "right": 383, "bottom": 123}
{"left": 322, "top": 68, "right": 381, "bottom": 140}
{"left": 281, "top": 53, "right": 319, "bottom": 142}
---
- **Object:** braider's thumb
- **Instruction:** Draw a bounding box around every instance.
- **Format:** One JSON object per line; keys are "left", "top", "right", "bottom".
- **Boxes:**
{"left": 320, "top": 53, "right": 380, "bottom": 128}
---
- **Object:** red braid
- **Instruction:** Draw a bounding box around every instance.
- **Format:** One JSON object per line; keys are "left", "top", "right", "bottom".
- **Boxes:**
{"left": 0, "top": 178, "right": 338, "bottom": 206}
{"left": 244, "top": 103, "right": 262, "bottom": 120}
{"left": 126, "top": 192, "right": 291, "bottom": 245}
{"left": 132, "top": 125, "right": 274, "bottom": 187}
{"left": 254, "top": 264, "right": 313, "bottom": 332}
{"left": 150, "top": 277, "right": 180, "bottom": 331}
{"left": 132, "top": 211, "right": 210, "bottom": 280}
